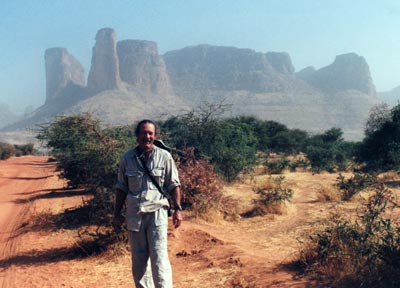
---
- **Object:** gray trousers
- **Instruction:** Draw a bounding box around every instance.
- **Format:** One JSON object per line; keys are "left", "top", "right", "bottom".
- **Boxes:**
{"left": 128, "top": 212, "right": 172, "bottom": 288}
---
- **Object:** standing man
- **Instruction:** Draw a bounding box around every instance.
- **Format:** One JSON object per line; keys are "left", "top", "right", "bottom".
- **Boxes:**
{"left": 113, "top": 119, "right": 183, "bottom": 288}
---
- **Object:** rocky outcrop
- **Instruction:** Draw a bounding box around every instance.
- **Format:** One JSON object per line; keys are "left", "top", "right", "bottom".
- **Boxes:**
{"left": 266, "top": 52, "right": 294, "bottom": 74}
{"left": 164, "top": 45, "right": 295, "bottom": 100}
{"left": 117, "top": 40, "right": 173, "bottom": 95}
{"left": 3, "top": 28, "right": 380, "bottom": 141}
{"left": 44, "top": 47, "right": 85, "bottom": 103}
{"left": 300, "top": 53, "right": 376, "bottom": 96}
{"left": 87, "top": 28, "right": 121, "bottom": 94}
{"left": 296, "top": 66, "right": 316, "bottom": 82}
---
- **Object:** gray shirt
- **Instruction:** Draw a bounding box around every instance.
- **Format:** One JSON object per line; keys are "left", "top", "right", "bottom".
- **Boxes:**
{"left": 116, "top": 146, "right": 180, "bottom": 231}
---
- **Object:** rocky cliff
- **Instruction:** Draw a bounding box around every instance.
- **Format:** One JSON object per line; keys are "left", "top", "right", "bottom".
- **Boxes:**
{"left": 1, "top": 28, "right": 380, "bottom": 141}
{"left": 45, "top": 47, "right": 85, "bottom": 103}
{"left": 87, "top": 28, "right": 122, "bottom": 94}
{"left": 117, "top": 40, "right": 173, "bottom": 95}
{"left": 163, "top": 45, "right": 296, "bottom": 101}
{"left": 298, "top": 53, "right": 376, "bottom": 96}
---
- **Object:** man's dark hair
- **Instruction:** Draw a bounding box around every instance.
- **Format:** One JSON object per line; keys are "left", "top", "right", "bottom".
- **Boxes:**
{"left": 135, "top": 119, "right": 159, "bottom": 137}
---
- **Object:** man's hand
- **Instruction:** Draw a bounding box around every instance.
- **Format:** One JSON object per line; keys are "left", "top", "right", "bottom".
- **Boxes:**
{"left": 173, "top": 210, "right": 182, "bottom": 228}
{"left": 112, "top": 214, "right": 125, "bottom": 233}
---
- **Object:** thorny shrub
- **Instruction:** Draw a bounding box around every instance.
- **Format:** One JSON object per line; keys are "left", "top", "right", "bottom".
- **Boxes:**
{"left": 335, "top": 172, "right": 377, "bottom": 201}
{"left": 37, "top": 113, "right": 134, "bottom": 188}
{"left": 246, "top": 176, "right": 293, "bottom": 216}
{"left": 299, "top": 182, "right": 400, "bottom": 287}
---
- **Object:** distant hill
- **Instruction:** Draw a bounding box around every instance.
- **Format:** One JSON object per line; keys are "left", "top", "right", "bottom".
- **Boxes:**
{"left": 0, "top": 103, "right": 20, "bottom": 130}
{"left": 378, "top": 86, "right": 400, "bottom": 107}
{"left": 2, "top": 27, "right": 380, "bottom": 141}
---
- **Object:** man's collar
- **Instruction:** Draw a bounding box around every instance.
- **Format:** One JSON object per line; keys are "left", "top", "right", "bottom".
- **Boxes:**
{"left": 136, "top": 146, "right": 155, "bottom": 160}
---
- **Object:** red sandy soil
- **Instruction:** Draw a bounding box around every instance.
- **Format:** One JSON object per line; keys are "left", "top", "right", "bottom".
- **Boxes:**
{"left": 1, "top": 156, "right": 397, "bottom": 287}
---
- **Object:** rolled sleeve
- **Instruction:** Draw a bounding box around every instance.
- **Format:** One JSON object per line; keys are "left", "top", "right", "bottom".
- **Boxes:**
{"left": 164, "top": 154, "right": 181, "bottom": 193}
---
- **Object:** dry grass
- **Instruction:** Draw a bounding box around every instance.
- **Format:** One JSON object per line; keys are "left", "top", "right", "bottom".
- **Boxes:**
{"left": 378, "top": 171, "right": 400, "bottom": 182}
{"left": 316, "top": 184, "right": 341, "bottom": 202}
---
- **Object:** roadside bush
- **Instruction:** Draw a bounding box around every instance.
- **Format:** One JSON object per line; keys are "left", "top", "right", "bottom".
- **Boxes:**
{"left": 177, "top": 147, "right": 224, "bottom": 217}
{"left": 14, "top": 143, "right": 35, "bottom": 156}
{"left": 335, "top": 172, "right": 377, "bottom": 201}
{"left": 246, "top": 176, "right": 293, "bottom": 216}
{"left": 37, "top": 114, "right": 135, "bottom": 188}
{"left": 36, "top": 114, "right": 135, "bottom": 255}
{"left": 298, "top": 183, "right": 400, "bottom": 287}
{"left": 0, "top": 142, "right": 16, "bottom": 160}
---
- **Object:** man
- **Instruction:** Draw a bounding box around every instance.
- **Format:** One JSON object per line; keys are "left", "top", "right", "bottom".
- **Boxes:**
{"left": 113, "top": 119, "right": 183, "bottom": 288}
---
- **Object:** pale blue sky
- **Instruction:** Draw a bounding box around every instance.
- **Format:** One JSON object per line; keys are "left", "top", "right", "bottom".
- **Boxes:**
{"left": 1, "top": 0, "right": 399, "bottom": 113}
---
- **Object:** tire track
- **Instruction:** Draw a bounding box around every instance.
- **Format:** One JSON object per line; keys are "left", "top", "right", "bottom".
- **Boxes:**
{"left": 0, "top": 156, "right": 56, "bottom": 288}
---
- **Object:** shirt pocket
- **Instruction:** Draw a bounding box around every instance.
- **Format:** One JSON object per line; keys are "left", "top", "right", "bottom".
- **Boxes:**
{"left": 125, "top": 170, "right": 143, "bottom": 193}
{"left": 149, "top": 167, "right": 165, "bottom": 190}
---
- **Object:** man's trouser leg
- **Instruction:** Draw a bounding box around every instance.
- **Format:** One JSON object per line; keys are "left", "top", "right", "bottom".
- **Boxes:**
{"left": 129, "top": 213, "right": 172, "bottom": 288}
{"left": 129, "top": 230, "right": 154, "bottom": 288}
{"left": 147, "top": 215, "right": 172, "bottom": 288}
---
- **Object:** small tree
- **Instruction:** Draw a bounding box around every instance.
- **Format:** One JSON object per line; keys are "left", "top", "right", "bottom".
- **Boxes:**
{"left": 365, "top": 103, "right": 390, "bottom": 137}
{"left": 357, "top": 103, "right": 400, "bottom": 171}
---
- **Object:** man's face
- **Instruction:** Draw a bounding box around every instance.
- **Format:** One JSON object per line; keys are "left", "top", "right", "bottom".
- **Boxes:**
{"left": 137, "top": 123, "right": 157, "bottom": 152}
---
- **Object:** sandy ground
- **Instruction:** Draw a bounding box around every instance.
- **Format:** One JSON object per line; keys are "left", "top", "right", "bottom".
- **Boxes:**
{"left": 2, "top": 156, "right": 395, "bottom": 287}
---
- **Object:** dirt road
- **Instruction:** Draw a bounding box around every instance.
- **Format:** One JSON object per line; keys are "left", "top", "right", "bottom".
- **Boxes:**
{"left": 0, "top": 156, "right": 63, "bottom": 287}
{"left": 1, "top": 156, "right": 339, "bottom": 287}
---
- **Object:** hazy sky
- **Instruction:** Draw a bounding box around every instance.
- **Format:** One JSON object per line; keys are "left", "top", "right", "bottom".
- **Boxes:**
{"left": 1, "top": 0, "right": 399, "bottom": 113}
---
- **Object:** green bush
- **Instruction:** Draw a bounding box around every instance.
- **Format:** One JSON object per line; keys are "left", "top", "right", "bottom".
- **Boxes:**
{"left": 37, "top": 114, "right": 135, "bottom": 188}
{"left": 304, "top": 128, "right": 355, "bottom": 173}
{"left": 357, "top": 103, "right": 400, "bottom": 172}
{"left": 335, "top": 172, "right": 377, "bottom": 201}
{"left": 245, "top": 176, "right": 293, "bottom": 216}
{"left": 14, "top": 143, "right": 35, "bottom": 156}
{"left": 160, "top": 105, "right": 257, "bottom": 182}
{"left": 264, "top": 158, "right": 290, "bottom": 174}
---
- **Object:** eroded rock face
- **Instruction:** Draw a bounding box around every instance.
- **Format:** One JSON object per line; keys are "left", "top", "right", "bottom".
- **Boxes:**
{"left": 44, "top": 47, "right": 85, "bottom": 103}
{"left": 266, "top": 52, "right": 294, "bottom": 74}
{"left": 304, "top": 53, "right": 376, "bottom": 96}
{"left": 164, "top": 45, "right": 296, "bottom": 98}
{"left": 87, "top": 28, "right": 121, "bottom": 94}
{"left": 117, "top": 40, "right": 172, "bottom": 95}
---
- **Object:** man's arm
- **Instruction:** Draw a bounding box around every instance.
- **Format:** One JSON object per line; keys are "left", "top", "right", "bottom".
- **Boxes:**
{"left": 112, "top": 188, "right": 127, "bottom": 232}
{"left": 171, "top": 186, "right": 182, "bottom": 228}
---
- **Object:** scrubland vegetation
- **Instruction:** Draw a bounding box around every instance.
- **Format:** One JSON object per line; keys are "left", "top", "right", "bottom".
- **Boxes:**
{"left": 32, "top": 102, "right": 400, "bottom": 287}
{"left": 0, "top": 142, "right": 35, "bottom": 159}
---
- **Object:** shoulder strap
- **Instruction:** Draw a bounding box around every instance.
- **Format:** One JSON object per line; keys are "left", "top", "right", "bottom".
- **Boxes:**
{"left": 137, "top": 154, "right": 169, "bottom": 199}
